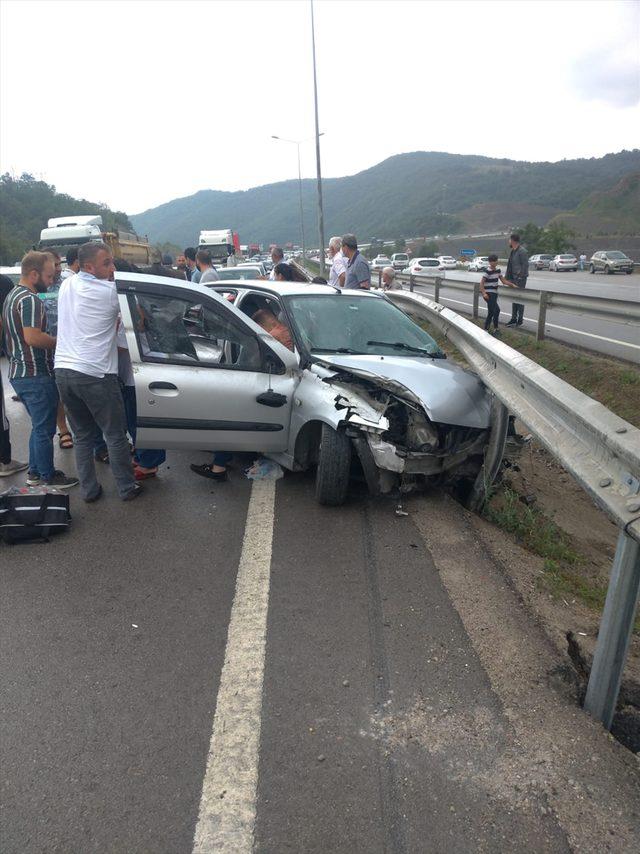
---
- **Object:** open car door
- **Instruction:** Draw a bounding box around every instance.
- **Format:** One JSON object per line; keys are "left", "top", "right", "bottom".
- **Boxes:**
{"left": 116, "top": 273, "right": 298, "bottom": 453}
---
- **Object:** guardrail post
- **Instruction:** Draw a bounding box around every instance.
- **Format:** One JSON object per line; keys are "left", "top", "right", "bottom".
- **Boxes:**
{"left": 434, "top": 276, "right": 441, "bottom": 304}
{"left": 584, "top": 531, "right": 640, "bottom": 729}
{"left": 537, "top": 292, "right": 550, "bottom": 341}
{"left": 409, "top": 275, "right": 415, "bottom": 293}
{"left": 472, "top": 283, "right": 480, "bottom": 319}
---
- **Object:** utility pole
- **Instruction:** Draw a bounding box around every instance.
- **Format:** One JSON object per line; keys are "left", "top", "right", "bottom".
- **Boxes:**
{"left": 310, "top": 0, "right": 326, "bottom": 277}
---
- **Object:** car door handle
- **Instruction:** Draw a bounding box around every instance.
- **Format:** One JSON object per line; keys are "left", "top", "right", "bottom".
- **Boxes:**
{"left": 149, "top": 382, "right": 177, "bottom": 390}
{"left": 256, "top": 390, "right": 287, "bottom": 407}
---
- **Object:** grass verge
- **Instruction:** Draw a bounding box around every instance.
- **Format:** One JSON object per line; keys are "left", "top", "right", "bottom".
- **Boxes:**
{"left": 484, "top": 486, "right": 639, "bottom": 631}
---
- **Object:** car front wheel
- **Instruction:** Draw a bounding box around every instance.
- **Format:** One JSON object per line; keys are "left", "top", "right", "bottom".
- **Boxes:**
{"left": 606, "top": 265, "right": 613, "bottom": 275}
{"left": 590, "top": 265, "right": 595, "bottom": 274}
{"left": 315, "top": 424, "right": 352, "bottom": 506}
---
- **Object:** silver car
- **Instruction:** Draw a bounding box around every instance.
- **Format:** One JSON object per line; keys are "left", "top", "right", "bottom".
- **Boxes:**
{"left": 117, "top": 274, "right": 499, "bottom": 505}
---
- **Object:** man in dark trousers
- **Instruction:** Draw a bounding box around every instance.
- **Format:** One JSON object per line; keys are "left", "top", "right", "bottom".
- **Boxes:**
{"left": 505, "top": 233, "right": 529, "bottom": 327}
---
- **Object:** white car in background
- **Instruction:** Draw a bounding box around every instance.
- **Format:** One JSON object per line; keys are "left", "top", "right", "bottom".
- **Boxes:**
{"left": 403, "top": 257, "right": 445, "bottom": 275}
{"left": 549, "top": 254, "right": 578, "bottom": 272}
{"left": 467, "top": 256, "right": 490, "bottom": 273}
{"left": 371, "top": 255, "right": 392, "bottom": 271}
{"left": 391, "top": 252, "right": 409, "bottom": 270}
{"left": 438, "top": 255, "right": 457, "bottom": 270}
{"left": 238, "top": 261, "right": 267, "bottom": 277}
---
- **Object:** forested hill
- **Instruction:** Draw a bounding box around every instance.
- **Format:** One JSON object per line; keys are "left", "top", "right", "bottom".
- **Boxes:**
{"left": 0, "top": 173, "right": 132, "bottom": 264}
{"left": 130, "top": 149, "right": 640, "bottom": 248}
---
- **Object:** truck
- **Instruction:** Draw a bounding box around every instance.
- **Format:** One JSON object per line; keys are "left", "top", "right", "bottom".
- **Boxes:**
{"left": 38, "top": 215, "right": 151, "bottom": 265}
{"left": 198, "top": 228, "right": 235, "bottom": 266}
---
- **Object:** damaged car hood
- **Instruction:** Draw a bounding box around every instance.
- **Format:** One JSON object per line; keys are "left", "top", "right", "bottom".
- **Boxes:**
{"left": 322, "top": 354, "right": 491, "bottom": 429}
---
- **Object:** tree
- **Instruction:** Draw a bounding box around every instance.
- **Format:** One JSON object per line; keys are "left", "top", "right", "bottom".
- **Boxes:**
{"left": 544, "top": 220, "right": 577, "bottom": 254}
{"left": 394, "top": 238, "right": 406, "bottom": 251}
{"left": 412, "top": 240, "right": 439, "bottom": 257}
{"left": 516, "top": 223, "right": 547, "bottom": 256}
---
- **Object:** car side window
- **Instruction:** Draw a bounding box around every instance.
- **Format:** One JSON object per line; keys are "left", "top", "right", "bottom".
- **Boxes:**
{"left": 126, "top": 290, "right": 263, "bottom": 371}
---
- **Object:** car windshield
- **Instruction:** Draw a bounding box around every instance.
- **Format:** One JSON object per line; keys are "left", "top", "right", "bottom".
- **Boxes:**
{"left": 284, "top": 294, "right": 442, "bottom": 357}
{"left": 420, "top": 260, "right": 439, "bottom": 267}
{"left": 607, "top": 251, "right": 628, "bottom": 259}
{"left": 395, "top": 254, "right": 408, "bottom": 260}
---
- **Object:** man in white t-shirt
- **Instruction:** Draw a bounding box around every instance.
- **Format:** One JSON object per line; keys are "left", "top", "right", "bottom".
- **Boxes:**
{"left": 328, "top": 236, "right": 347, "bottom": 287}
{"left": 55, "top": 241, "right": 141, "bottom": 502}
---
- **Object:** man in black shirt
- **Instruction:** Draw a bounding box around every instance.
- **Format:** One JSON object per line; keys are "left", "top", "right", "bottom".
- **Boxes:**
{"left": 504, "top": 233, "right": 529, "bottom": 327}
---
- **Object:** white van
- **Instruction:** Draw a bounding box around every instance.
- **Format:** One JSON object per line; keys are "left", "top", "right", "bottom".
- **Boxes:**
{"left": 391, "top": 252, "right": 409, "bottom": 270}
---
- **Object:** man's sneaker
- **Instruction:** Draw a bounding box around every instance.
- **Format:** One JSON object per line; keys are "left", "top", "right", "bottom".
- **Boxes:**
{"left": 505, "top": 319, "right": 517, "bottom": 327}
{"left": 122, "top": 482, "right": 143, "bottom": 502}
{"left": 26, "top": 470, "right": 41, "bottom": 486}
{"left": 42, "top": 470, "right": 79, "bottom": 490}
{"left": 0, "top": 459, "right": 29, "bottom": 477}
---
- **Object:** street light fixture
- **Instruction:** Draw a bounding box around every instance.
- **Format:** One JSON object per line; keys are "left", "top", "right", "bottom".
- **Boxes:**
{"left": 271, "top": 133, "right": 324, "bottom": 265}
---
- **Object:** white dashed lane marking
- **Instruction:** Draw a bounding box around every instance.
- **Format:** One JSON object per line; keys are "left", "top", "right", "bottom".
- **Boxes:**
{"left": 192, "top": 479, "right": 276, "bottom": 853}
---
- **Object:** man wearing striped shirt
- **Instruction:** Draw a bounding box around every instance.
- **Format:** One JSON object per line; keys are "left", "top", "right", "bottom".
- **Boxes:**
{"left": 479, "top": 254, "right": 516, "bottom": 334}
{"left": 2, "top": 252, "right": 78, "bottom": 488}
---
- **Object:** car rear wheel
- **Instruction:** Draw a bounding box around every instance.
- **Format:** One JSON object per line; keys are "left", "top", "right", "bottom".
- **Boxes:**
{"left": 315, "top": 424, "right": 352, "bottom": 506}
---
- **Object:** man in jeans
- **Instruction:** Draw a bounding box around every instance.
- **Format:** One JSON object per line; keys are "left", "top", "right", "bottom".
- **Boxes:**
{"left": 55, "top": 242, "right": 142, "bottom": 503}
{"left": 505, "top": 233, "right": 529, "bottom": 327}
{"left": 2, "top": 252, "right": 78, "bottom": 488}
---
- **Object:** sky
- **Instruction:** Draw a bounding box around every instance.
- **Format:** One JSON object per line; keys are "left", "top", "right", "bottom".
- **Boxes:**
{"left": 1, "top": 0, "right": 639, "bottom": 215}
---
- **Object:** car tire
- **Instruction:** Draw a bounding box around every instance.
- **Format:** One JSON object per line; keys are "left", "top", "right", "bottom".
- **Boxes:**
{"left": 315, "top": 423, "right": 352, "bottom": 506}
{"left": 626, "top": 270, "right": 633, "bottom": 275}
{"left": 605, "top": 265, "right": 613, "bottom": 275}
{"left": 590, "top": 265, "right": 595, "bottom": 274}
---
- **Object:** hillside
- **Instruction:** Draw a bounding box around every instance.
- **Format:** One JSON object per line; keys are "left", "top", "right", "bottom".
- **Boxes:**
{"left": 0, "top": 173, "right": 133, "bottom": 265}
{"left": 130, "top": 149, "right": 640, "bottom": 248}
{"left": 549, "top": 173, "right": 640, "bottom": 236}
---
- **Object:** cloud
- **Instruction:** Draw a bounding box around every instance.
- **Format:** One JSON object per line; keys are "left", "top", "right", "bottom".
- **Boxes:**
{"left": 571, "top": 47, "right": 640, "bottom": 108}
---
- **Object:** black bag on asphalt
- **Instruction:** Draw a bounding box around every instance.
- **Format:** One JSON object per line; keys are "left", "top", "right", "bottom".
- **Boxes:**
{"left": 0, "top": 487, "right": 71, "bottom": 544}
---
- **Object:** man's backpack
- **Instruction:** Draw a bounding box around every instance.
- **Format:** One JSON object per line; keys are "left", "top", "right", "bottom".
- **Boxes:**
{"left": 0, "top": 487, "right": 71, "bottom": 544}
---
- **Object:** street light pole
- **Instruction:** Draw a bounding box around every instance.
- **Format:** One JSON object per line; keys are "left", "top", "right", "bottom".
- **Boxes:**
{"left": 310, "top": 0, "right": 326, "bottom": 277}
{"left": 271, "top": 133, "right": 324, "bottom": 267}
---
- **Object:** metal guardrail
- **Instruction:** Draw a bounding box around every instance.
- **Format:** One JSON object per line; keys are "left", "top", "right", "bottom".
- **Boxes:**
{"left": 381, "top": 270, "right": 640, "bottom": 344}
{"left": 387, "top": 289, "right": 640, "bottom": 731}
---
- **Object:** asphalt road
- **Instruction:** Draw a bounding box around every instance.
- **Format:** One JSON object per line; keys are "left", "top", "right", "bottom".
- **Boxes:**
{"left": 406, "top": 270, "right": 640, "bottom": 363}
{"left": 2, "top": 384, "right": 639, "bottom": 853}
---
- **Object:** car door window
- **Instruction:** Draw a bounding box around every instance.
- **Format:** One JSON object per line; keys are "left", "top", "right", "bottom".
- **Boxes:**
{"left": 127, "top": 290, "right": 264, "bottom": 371}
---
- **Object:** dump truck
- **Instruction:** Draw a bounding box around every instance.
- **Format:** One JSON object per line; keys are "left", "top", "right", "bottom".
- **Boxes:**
{"left": 38, "top": 215, "right": 151, "bottom": 265}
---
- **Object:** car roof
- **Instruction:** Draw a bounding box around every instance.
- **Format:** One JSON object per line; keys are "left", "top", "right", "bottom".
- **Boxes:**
{"left": 212, "top": 281, "right": 370, "bottom": 298}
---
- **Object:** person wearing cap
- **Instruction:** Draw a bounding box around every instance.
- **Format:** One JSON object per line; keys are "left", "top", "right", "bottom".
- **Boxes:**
{"left": 341, "top": 234, "right": 371, "bottom": 290}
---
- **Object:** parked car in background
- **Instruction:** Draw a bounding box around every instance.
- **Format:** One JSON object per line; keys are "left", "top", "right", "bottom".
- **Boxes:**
{"left": 437, "top": 255, "right": 457, "bottom": 270}
{"left": 529, "top": 254, "right": 555, "bottom": 270}
{"left": 119, "top": 274, "right": 498, "bottom": 506}
{"left": 371, "top": 255, "right": 392, "bottom": 271}
{"left": 403, "top": 257, "right": 445, "bottom": 275}
{"left": 589, "top": 250, "right": 634, "bottom": 275}
{"left": 238, "top": 261, "right": 267, "bottom": 277}
{"left": 467, "top": 256, "right": 490, "bottom": 273}
{"left": 549, "top": 254, "right": 578, "bottom": 272}
{"left": 212, "top": 267, "right": 263, "bottom": 280}
{"left": 391, "top": 253, "right": 409, "bottom": 270}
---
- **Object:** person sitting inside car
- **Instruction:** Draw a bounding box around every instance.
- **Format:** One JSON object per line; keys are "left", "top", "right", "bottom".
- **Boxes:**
{"left": 251, "top": 308, "right": 294, "bottom": 352}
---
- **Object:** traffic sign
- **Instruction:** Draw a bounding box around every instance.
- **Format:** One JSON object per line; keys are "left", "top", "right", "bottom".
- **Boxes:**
{"left": 460, "top": 249, "right": 475, "bottom": 256}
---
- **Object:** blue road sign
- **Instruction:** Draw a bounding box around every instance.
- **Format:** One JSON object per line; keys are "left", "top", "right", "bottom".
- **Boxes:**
{"left": 460, "top": 249, "right": 475, "bottom": 256}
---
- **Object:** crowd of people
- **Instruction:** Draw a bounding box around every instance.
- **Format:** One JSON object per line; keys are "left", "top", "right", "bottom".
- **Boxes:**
{"left": 0, "top": 230, "right": 528, "bottom": 493}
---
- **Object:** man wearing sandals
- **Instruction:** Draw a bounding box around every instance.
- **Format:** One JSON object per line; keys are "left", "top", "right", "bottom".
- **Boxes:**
{"left": 54, "top": 242, "right": 143, "bottom": 503}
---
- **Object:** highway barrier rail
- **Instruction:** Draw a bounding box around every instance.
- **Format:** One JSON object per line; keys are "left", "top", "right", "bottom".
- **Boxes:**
{"left": 379, "top": 269, "right": 640, "bottom": 350}
{"left": 387, "top": 288, "right": 640, "bottom": 733}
